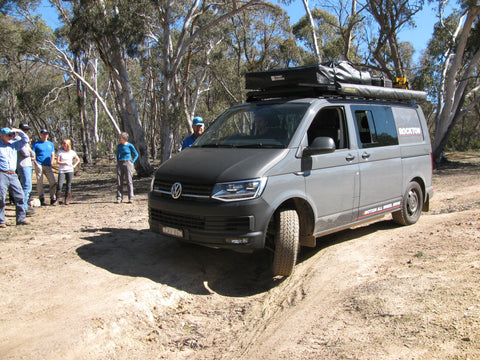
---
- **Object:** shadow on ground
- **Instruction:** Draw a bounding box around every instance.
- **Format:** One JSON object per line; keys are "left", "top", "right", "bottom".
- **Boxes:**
{"left": 77, "top": 219, "right": 399, "bottom": 297}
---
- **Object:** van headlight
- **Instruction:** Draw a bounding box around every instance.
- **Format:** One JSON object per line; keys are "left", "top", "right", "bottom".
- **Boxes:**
{"left": 212, "top": 178, "right": 267, "bottom": 202}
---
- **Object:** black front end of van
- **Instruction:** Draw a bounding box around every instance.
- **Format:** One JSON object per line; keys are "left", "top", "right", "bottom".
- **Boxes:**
{"left": 148, "top": 177, "right": 271, "bottom": 252}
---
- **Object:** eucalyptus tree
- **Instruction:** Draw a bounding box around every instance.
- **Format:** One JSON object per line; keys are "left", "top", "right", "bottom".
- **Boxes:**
{"left": 68, "top": 0, "right": 153, "bottom": 176}
{"left": 302, "top": 0, "right": 321, "bottom": 63}
{"left": 293, "top": 8, "right": 343, "bottom": 62}
{"left": 229, "top": 3, "right": 298, "bottom": 73}
{"left": 192, "top": 3, "right": 298, "bottom": 125}
{"left": 145, "top": 0, "right": 267, "bottom": 162}
{"left": 0, "top": 10, "right": 67, "bottom": 136}
{"left": 425, "top": 1, "right": 480, "bottom": 162}
{"left": 321, "top": 0, "right": 365, "bottom": 61}
{"left": 361, "top": 0, "right": 423, "bottom": 79}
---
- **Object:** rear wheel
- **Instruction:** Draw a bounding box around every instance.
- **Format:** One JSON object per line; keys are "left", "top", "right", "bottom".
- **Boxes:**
{"left": 392, "top": 181, "right": 423, "bottom": 225}
{"left": 272, "top": 209, "right": 300, "bottom": 276}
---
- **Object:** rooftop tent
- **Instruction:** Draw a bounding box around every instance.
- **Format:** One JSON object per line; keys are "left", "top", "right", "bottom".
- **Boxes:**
{"left": 245, "top": 61, "right": 426, "bottom": 102}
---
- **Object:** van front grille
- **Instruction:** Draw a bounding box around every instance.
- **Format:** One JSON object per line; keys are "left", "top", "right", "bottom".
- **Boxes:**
{"left": 153, "top": 180, "right": 213, "bottom": 198}
{"left": 149, "top": 208, "right": 251, "bottom": 233}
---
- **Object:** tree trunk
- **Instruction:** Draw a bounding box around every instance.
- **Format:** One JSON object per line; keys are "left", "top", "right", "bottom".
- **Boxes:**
{"left": 302, "top": 0, "right": 321, "bottom": 63}
{"left": 74, "top": 55, "right": 92, "bottom": 164}
{"left": 102, "top": 43, "right": 153, "bottom": 177}
{"left": 432, "top": 5, "right": 480, "bottom": 163}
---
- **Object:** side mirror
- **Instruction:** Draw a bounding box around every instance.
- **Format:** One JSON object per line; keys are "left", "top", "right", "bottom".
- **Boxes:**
{"left": 302, "top": 137, "right": 336, "bottom": 157}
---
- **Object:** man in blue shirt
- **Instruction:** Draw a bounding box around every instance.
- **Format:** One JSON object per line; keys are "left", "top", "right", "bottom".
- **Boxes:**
{"left": 32, "top": 129, "right": 57, "bottom": 205}
{"left": 0, "top": 127, "right": 29, "bottom": 227}
{"left": 116, "top": 132, "right": 139, "bottom": 204}
{"left": 181, "top": 116, "right": 204, "bottom": 150}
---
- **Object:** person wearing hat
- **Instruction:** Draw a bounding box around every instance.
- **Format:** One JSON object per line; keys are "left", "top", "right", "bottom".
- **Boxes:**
{"left": 32, "top": 129, "right": 57, "bottom": 206}
{"left": 181, "top": 116, "right": 204, "bottom": 150}
{"left": 0, "top": 127, "right": 29, "bottom": 227}
{"left": 16, "top": 124, "right": 35, "bottom": 216}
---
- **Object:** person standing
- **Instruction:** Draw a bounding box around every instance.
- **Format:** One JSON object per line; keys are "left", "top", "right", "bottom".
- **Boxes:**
{"left": 116, "top": 132, "right": 138, "bottom": 204}
{"left": 32, "top": 129, "right": 56, "bottom": 206}
{"left": 16, "top": 123, "right": 35, "bottom": 216}
{"left": 52, "top": 139, "right": 80, "bottom": 206}
{"left": 0, "top": 127, "right": 29, "bottom": 227}
{"left": 181, "top": 116, "right": 204, "bottom": 150}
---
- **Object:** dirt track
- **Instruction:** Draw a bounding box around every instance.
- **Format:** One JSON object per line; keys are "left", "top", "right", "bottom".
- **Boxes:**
{"left": 1, "top": 153, "right": 480, "bottom": 359}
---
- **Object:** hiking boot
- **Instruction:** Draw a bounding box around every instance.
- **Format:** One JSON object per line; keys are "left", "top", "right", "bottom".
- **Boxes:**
{"left": 52, "top": 191, "right": 61, "bottom": 206}
{"left": 26, "top": 208, "right": 36, "bottom": 216}
{"left": 16, "top": 221, "right": 29, "bottom": 226}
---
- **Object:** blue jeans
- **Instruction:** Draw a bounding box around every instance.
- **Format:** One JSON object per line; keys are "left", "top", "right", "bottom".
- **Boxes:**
{"left": 0, "top": 172, "right": 26, "bottom": 224}
{"left": 17, "top": 166, "right": 32, "bottom": 211}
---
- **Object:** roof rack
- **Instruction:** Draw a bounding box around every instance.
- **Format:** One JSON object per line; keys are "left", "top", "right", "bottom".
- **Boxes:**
{"left": 245, "top": 62, "right": 427, "bottom": 103}
{"left": 246, "top": 82, "right": 427, "bottom": 102}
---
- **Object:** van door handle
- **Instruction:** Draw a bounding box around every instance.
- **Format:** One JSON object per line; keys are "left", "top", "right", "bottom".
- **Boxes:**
{"left": 362, "top": 152, "right": 371, "bottom": 159}
{"left": 345, "top": 154, "right": 355, "bottom": 162}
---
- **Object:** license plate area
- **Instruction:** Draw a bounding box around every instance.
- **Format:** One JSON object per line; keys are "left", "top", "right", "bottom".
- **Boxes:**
{"left": 161, "top": 226, "right": 183, "bottom": 238}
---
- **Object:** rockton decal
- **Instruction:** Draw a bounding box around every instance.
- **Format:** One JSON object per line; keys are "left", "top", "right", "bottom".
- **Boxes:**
{"left": 357, "top": 201, "right": 401, "bottom": 220}
{"left": 398, "top": 127, "right": 422, "bottom": 136}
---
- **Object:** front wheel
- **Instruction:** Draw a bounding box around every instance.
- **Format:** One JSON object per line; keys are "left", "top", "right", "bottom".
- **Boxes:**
{"left": 272, "top": 209, "right": 300, "bottom": 276}
{"left": 392, "top": 181, "right": 423, "bottom": 226}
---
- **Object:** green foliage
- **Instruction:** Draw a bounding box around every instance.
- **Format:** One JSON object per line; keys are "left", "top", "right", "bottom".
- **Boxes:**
{"left": 292, "top": 8, "right": 341, "bottom": 61}
{"left": 69, "top": 0, "right": 152, "bottom": 56}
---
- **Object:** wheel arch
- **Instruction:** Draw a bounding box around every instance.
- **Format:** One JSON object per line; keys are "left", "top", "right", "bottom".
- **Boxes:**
{"left": 272, "top": 197, "right": 316, "bottom": 248}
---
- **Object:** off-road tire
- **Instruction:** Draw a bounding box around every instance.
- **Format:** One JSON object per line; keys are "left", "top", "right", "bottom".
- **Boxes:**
{"left": 392, "top": 181, "right": 423, "bottom": 226}
{"left": 272, "top": 209, "right": 300, "bottom": 276}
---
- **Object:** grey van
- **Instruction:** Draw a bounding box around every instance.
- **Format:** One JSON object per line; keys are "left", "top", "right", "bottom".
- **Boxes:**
{"left": 148, "top": 66, "right": 433, "bottom": 276}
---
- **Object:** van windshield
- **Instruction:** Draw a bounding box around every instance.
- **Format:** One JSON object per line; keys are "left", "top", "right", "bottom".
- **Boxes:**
{"left": 194, "top": 103, "right": 309, "bottom": 148}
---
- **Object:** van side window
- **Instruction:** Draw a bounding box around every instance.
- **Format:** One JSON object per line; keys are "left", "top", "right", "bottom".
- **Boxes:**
{"left": 353, "top": 106, "right": 398, "bottom": 148}
{"left": 307, "top": 107, "right": 348, "bottom": 149}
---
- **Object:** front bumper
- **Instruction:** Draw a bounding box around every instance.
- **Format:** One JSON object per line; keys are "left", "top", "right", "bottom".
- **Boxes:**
{"left": 148, "top": 192, "right": 273, "bottom": 252}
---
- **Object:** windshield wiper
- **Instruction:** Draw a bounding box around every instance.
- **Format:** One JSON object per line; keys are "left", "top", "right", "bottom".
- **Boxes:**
{"left": 198, "top": 143, "right": 237, "bottom": 148}
{"left": 236, "top": 143, "right": 285, "bottom": 148}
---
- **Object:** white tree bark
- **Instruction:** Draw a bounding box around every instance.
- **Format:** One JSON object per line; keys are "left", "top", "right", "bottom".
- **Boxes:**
{"left": 153, "top": 0, "right": 266, "bottom": 161}
{"left": 432, "top": 5, "right": 480, "bottom": 161}
{"left": 302, "top": 0, "right": 321, "bottom": 63}
{"left": 45, "top": 40, "right": 121, "bottom": 134}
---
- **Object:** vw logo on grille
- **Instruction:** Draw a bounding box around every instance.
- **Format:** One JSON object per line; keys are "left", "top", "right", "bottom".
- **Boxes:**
{"left": 171, "top": 182, "right": 182, "bottom": 199}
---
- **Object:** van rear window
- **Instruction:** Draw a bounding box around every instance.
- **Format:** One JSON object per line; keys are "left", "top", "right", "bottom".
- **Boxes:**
{"left": 392, "top": 107, "right": 425, "bottom": 144}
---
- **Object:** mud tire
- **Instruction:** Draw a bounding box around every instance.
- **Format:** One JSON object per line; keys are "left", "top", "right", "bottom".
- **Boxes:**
{"left": 272, "top": 209, "right": 300, "bottom": 276}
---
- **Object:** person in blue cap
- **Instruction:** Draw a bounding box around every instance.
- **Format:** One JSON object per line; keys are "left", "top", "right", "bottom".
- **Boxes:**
{"left": 32, "top": 128, "right": 57, "bottom": 206}
{"left": 0, "top": 127, "right": 29, "bottom": 227}
{"left": 181, "top": 116, "right": 204, "bottom": 150}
